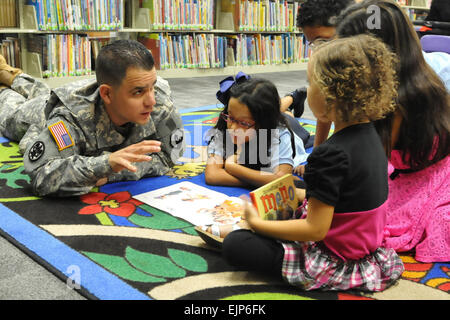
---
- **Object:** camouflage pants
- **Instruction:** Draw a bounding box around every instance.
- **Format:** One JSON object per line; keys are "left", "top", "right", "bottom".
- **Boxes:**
{"left": 0, "top": 74, "right": 50, "bottom": 150}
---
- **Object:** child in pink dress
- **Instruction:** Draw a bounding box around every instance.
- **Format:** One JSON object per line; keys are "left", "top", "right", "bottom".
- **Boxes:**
{"left": 336, "top": 0, "right": 450, "bottom": 263}
{"left": 383, "top": 150, "right": 450, "bottom": 262}
{"left": 222, "top": 35, "right": 404, "bottom": 291}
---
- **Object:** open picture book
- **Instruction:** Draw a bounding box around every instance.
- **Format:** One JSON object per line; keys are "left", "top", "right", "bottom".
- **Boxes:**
{"left": 133, "top": 181, "right": 244, "bottom": 226}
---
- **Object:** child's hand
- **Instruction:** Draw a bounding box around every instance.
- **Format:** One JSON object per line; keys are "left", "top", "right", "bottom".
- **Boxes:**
{"left": 225, "top": 153, "right": 238, "bottom": 165}
{"left": 225, "top": 152, "right": 240, "bottom": 171}
{"left": 243, "top": 199, "right": 261, "bottom": 228}
{"left": 294, "top": 164, "right": 305, "bottom": 177}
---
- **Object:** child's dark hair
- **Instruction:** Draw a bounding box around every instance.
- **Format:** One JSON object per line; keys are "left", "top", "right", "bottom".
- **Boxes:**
{"left": 212, "top": 78, "right": 291, "bottom": 169}
{"left": 296, "top": 0, "right": 355, "bottom": 28}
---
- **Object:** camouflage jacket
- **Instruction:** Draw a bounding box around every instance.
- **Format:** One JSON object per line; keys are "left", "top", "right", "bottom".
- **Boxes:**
{"left": 23, "top": 76, "right": 183, "bottom": 197}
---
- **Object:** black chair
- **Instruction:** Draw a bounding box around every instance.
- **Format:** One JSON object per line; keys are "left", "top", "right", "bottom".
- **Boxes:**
{"left": 417, "top": 21, "right": 450, "bottom": 37}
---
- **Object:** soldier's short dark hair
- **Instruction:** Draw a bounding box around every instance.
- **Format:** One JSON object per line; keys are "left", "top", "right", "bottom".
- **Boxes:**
{"left": 95, "top": 39, "right": 155, "bottom": 87}
{"left": 296, "top": 0, "right": 354, "bottom": 28}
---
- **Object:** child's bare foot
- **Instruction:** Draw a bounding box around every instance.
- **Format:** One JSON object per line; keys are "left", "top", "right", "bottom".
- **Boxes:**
{"left": 195, "top": 220, "right": 249, "bottom": 248}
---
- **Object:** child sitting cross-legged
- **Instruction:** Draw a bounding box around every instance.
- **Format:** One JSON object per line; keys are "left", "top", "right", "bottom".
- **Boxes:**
{"left": 221, "top": 34, "right": 405, "bottom": 292}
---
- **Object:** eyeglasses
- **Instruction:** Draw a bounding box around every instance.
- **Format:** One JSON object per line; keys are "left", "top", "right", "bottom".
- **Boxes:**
{"left": 307, "top": 37, "right": 335, "bottom": 50}
{"left": 220, "top": 112, "right": 255, "bottom": 129}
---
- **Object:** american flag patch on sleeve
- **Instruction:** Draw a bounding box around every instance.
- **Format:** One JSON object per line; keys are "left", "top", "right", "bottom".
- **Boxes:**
{"left": 48, "top": 121, "right": 74, "bottom": 151}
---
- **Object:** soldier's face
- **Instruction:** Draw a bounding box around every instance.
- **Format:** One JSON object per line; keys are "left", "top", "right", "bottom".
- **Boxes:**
{"left": 107, "top": 67, "right": 157, "bottom": 126}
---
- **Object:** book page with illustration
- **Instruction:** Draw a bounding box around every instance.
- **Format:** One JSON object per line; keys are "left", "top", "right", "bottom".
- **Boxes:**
{"left": 134, "top": 181, "right": 243, "bottom": 226}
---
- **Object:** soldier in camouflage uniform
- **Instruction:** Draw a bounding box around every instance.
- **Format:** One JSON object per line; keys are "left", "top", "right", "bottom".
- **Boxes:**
{"left": 0, "top": 40, "right": 185, "bottom": 197}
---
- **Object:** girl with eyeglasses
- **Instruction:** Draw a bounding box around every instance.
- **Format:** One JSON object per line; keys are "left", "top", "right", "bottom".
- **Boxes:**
{"left": 204, "top": 78, "right": 308, "bottom": 188}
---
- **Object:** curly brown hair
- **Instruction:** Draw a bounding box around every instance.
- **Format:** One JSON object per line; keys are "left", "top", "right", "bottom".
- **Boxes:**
{"left": 310, "top": 34, "right": 398, "bottom": 123}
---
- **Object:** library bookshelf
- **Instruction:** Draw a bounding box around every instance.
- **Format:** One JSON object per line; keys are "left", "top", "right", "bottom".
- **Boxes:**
{"left": 0, "top": 0, "right": 430, "bottom": 88}
{"left": 0, "top": 0, "right": 311, "bottom": 87}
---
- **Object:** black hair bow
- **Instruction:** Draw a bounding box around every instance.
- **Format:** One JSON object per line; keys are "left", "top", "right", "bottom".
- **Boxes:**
{"left": 215, "top": 71, "right": 251, "bottom": 105}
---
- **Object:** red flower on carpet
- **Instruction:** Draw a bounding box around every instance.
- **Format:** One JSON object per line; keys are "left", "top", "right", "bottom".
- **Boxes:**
{"left": 79, "top": 191, "right": 143, "bottom": 217}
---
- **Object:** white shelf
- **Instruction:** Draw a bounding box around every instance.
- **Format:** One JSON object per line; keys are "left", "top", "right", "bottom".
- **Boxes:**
{"left": 402, "top": 5, "right": 429, "bottom": 10}
{"left": 1, "top": 27, "right": 302, "bottom": 35}
{"left": 158, "top": 63, "right": 307, "bottom": 79}
{"left": 39, "top": 62, "right": 307, "bottom": 87}
{"left": 0, "top": 28, "right": 37, "bottom": 33}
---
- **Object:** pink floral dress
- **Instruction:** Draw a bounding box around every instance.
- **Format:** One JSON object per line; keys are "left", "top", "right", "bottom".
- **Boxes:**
{"left": 383, "top": 150, "right": 450, "bottom": 262}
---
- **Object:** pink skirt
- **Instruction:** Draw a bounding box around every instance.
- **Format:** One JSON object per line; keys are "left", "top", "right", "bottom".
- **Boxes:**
{"left": 383, "top": 153, "right": 450, "bottom": 263}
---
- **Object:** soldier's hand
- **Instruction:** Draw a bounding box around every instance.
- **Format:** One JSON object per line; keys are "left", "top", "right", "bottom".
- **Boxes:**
{"left": 108, "top": 140, "right": 161, "bottom": 173}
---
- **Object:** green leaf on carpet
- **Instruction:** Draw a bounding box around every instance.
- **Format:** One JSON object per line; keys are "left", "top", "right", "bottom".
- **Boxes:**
{"left": 129, "top": 204, "right": 192, "bottom": 230}
{"left": 82, "top": 251, "right": 166, "bottom": 283}
{"left": 0, "top": 164, "right": 30, "bottom": 189}
{"left": 125, "top": 246, "right": 186, "bottom": 278}
{"left": 168, "top": 248, "right": 208, "bottom": 272}
{"left": 222, "top": 292, "right": 313, "bottom": 300}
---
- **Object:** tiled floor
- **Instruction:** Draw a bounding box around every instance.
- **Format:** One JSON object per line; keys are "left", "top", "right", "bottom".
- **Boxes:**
{"left": 0, "top": 70, "right": 309, "bottom": 300}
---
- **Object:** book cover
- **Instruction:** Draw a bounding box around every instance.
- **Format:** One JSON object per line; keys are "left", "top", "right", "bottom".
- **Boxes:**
{"left": 249, "top": 174, "right": 298, "bottom": 220}
{"left": 138, "top": 33, "right": 161, "bottom": 69}
{"left": 133, "top": 181, "right": 243, "bottom": 227}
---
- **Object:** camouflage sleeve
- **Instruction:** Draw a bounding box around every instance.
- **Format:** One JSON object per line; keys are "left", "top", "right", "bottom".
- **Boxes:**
{"left": 23, "top": 116, "right": 114, "bottom": 197}
{"left": 19, "top": 123, "right": 43, "bottom": 154}
{"left": 107, "top": 77, "right": 185, "bottom": 183}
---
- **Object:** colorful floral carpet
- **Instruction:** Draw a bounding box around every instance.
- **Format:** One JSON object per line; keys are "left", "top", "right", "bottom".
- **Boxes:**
{"left": 0, "top": 106, "right": 448, "bottom": 300}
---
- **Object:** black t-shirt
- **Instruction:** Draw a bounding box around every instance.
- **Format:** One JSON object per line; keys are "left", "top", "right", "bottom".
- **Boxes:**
{"left": 303, "top": 122, "right": 388, "bottom": 213}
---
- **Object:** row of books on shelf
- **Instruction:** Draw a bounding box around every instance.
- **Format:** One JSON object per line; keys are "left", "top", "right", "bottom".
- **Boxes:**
{"left": 19, "top": 31, "right": 310, "bottom": 79}
{"left": 237, "top": 0, "right": 301, "bottom": 32}
{"left": 403, "top": 8, "right": 429, "bottom": 21}
{"left": 27, "top": 34, "right": 93, "bottom": 77}
{"left": 140, "top": 0, "right": 215, "bottom": 31}
{"left": 28, "top": 0, "right": 123, "bottom": 31}
{"left": 138, "top": 32, "right": 311, "bottom": 71}
{"left": 0, "top": 0, "right": 17, "bottom": 27}
{"left": 138, "top": 0, "right": 300, "bottom": 32}
{"left": 396, "top": 0, "right": 431, "bottom": 7}
{"left": 138, "top": 33, "right": 226, "bottom": 70}
{"left": 0, "top": 37, "right": 21, "bottom": 69}
{"left": 234, "top": 33, "right": 309, "bottom": 67}
{"left": 8, "top": 0, "right": 304, "bottom": 33}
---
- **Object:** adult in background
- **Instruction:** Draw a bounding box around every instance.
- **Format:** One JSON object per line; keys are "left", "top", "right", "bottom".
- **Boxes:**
{"left": 281, "top": 0, "right": 356, "bottom": 169}
{"left": 0, "top": 40, "right": 185, "bottom": 197}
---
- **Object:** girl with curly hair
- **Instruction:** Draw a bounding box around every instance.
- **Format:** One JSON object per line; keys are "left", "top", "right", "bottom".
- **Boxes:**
{"left": 221, "top": 34, "right": 404, "bottom": 292}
